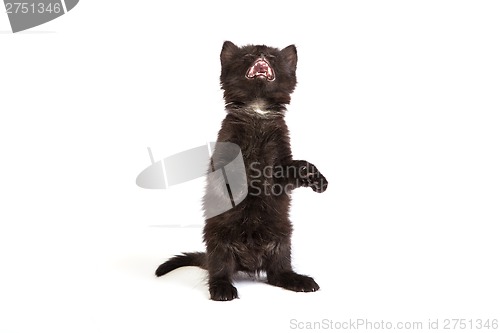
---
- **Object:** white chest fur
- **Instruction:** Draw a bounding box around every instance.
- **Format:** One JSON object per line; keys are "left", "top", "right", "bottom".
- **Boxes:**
{"left": 249, "top": 101, "right": 270, "bottom": 115}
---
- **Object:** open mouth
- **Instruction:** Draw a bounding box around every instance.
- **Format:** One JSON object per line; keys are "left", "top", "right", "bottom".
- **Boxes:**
{"left": 246, "top": 58, "right": 275, "bottom": 81}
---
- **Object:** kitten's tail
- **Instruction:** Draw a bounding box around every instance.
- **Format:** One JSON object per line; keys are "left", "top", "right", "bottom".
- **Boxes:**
{"left": 155, "top": 252, "right": 207, "bottom": 277}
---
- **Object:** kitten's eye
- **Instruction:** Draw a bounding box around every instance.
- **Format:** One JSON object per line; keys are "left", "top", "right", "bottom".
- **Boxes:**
{"left": 267, "top": 54, "right": 276, "bottom": 59}
{"left": 244, "top": 54, "right": 256, "bottom": 59}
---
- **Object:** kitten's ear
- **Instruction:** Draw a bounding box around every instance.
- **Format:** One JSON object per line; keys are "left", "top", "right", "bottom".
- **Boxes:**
{"left": 221, "top": 41, "right": 239, "bottom": 65}
{"left": 281, "top": 45, "right": 298, "bottom": 70}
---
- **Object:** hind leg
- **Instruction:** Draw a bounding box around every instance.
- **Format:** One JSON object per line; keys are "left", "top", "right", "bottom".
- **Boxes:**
{"left": 207, "top": 245, "right": 238, "bottom": 301}
{"left": 266, "top": 242, "right": 320, "bottom": 292}
{"left": 268, "top": 271, "right": 320, "bottom": 292}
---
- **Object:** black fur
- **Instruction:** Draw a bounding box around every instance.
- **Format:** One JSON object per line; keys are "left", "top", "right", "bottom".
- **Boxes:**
{"left": 155, "top": 252, "right": 206, "bottom": 277}
{"left": 156, "top": 41, "right": 328, "bottom": 301}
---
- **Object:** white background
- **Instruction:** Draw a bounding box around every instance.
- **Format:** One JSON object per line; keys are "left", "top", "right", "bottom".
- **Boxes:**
{"left": 1, "top": 1, "right": 499, "bottom": 332}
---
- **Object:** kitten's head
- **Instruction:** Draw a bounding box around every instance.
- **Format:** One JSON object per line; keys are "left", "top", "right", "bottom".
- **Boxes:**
{"left": 220, "top": 41, "right": 298, "bottom": 107}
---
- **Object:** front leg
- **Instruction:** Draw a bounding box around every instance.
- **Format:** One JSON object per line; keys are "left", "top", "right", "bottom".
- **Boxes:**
{"left": 275, "top": 160, "right": 328, "bottom": 193}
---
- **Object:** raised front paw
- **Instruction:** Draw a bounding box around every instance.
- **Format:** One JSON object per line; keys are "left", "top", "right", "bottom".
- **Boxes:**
{"left": 298, "top": 162, "right": 328, "bottom": 193}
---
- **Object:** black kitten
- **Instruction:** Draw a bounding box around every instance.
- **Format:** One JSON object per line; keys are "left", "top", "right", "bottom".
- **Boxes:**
{"left": 155, "top": 41, "right": 328, "bottom": 301}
